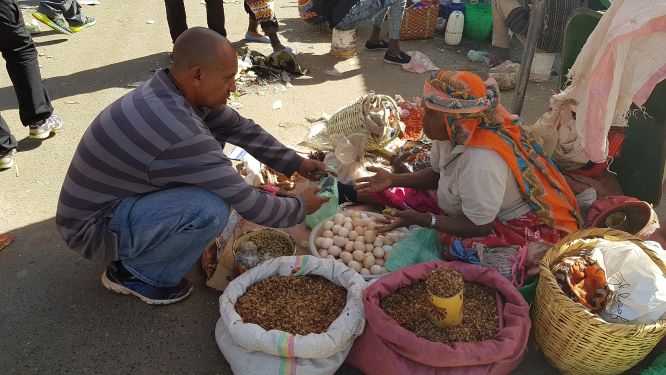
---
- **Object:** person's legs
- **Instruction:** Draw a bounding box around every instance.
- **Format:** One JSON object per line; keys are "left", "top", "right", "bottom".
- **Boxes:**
{"left": 164, "top": 0, "right": 188, "bottom": 43}
{"left": 0, "top": 0, "right": 54, "bottom": 127}
{"left": 107, "top": 186, "right": 230, "bottom": 288}
{"left": 245, "top": 0, "right": 286, "bottom": 51}
{"left": 0, "top": 114, "right": 17, "bottom": 170}
{"left": 40, "top": 0, "right": 85, "bottom": 24}
{"left": 33, "top": 0, "right": 71, "bottom": 34}
{"left": 335, "top": 0, "right": 383, "bottom": 33}
{"left": 337, "top": 0, "right": 409, "bottom": 63}
{"left": 0, "top": 113, "right": 17, "bottom": 151}
{"left": 36, "top": 0, "right": 93, "bottom": 32}
{"left": 381, "top": 0, "right": 406, "bottom": 52}
{"left": 243, "top": 0, "right": 269, "bottom": 41}
{"left": 491, "top": 0, "right": 526, "bottom": 64}
{"left": 204, "top": 0, "right": 227, "bottom": 37}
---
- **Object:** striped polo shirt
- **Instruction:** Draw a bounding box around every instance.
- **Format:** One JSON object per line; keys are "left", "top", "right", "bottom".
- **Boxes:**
{"left": 56, "top": 70, "right": 305, "bottom": 262}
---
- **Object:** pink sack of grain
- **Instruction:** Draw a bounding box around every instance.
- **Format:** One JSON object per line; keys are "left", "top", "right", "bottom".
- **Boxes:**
{"left": 346, "top": 261, "right": 530, "bottom": 375}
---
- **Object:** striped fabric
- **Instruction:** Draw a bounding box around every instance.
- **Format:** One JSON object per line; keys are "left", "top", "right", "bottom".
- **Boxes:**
{"left": 56, "top": 70, "right": 306, "bottom": 262}
{"left": 504, "top": 0, "right": 580, "bottom": 53}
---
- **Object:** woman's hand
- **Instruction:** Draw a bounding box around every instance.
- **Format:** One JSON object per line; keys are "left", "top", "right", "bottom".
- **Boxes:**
{"left": 378, "top": 209, "right": 430, "bottom": 233}
{"left": 355, "top": 166, "right": 394, "bottom": 193}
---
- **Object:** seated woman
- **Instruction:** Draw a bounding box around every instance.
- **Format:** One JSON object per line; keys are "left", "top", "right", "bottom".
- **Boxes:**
{"left": 306, "top": 0, "right": 411, "bottom": 65}
{"left": 355, "top": 71, "right": 582, "bottom": 252}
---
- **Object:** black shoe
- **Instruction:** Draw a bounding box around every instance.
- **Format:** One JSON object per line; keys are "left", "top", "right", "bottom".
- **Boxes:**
{"left": 365, "top": 40, "right": 389, "bottom": 50}
{"left": 384, "top": 51, "right": 411, "bottom": 65}
{"left": 101, "top": 261, "right": 193, "bottom": 305}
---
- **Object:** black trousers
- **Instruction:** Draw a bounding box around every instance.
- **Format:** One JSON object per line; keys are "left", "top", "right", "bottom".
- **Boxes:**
{"left": 0, "top": 0, "right": 53, "bottom": 151}
{"left": 164, "top": 0, "right": 227, "bottom": 43}
{"left": 163, "top": 0, "right": 280, "bottom": 43}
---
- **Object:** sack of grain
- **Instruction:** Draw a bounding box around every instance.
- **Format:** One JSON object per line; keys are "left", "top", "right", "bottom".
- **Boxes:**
{"left": 346, "top": 261, "right": 530, "bottom": 375}
{"left": 215, "top": 255, "right": 366, "bottom": 375}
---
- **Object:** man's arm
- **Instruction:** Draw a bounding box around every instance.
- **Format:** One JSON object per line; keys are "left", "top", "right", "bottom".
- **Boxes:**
{"left": 204, "top": 106, "right": 304, "bottom": 177}
{"left": 149, "top": 133, "right": 305, "bottom": 228}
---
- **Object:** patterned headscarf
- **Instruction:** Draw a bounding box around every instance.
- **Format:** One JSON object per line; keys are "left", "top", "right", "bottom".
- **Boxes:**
{"left": 423, "top": 71, "right": 582, "bottom": 233}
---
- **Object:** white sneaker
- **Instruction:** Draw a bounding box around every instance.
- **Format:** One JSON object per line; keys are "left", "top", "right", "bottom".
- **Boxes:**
{"left": 0, "top": 149, "right": 15, "bottom": 170}
{"left": 29, "top": 114, "right": 63, "bottom": 140}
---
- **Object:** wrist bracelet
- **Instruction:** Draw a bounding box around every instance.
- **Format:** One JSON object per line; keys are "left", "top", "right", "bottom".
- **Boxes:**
{"left": 429, "top": 213, "right": 437, "bottom": 228}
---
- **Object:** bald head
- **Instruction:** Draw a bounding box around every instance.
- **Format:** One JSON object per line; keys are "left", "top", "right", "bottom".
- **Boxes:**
{"left": 167, "top": 27, "right": 238, "bottom": 109}
{"left": 171, "top": 27, "right": 235, "bottom": 73}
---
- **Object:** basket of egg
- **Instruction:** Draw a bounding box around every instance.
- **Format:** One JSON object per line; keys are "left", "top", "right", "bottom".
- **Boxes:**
{"left": 309, "top": 211, "right": 407, "bottom": 280}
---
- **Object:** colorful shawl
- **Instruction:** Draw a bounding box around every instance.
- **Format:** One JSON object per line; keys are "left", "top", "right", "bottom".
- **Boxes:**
{"left": 423, "top": 71, "right": 582, "bottom": 233}
{"left": 246, "top": 0, "right": 276, "bottom": 24}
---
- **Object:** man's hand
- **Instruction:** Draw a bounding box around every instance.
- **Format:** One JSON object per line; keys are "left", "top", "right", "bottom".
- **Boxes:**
{"left": 298, "top": 159, "right": 331, "bottom": 181}
{"left": 378, "top": 209, "right": 430, "bottom": 233}
{"left": 301, "top": 187, "right": 330, "bottom": 215}
{"left": 355, "top": 166, "right": 394, "bottom": 193}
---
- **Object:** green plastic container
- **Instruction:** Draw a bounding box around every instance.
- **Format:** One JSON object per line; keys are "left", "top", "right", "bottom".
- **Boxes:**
{"left": 518, "top": 275, "right": 539, "bottom": 305}
{"left": 463, "top": 3, "right": 493, "bottom": 41}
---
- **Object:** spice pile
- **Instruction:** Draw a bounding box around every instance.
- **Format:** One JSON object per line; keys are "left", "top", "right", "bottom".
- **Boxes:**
{"left": 426, "top": 268, "right": 464, "bottom": 298}
{"left": 381, "top": 281, "right": 499, "bottom": 343}
{"left": 236, "top": 275, "right": 347, "bottom": 335}
{"left": 235, "top": 231, "right": 294, "bottom": 269}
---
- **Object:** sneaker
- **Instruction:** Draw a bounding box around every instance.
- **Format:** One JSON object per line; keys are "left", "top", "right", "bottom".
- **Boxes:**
{"left": 32, "top": 12, "right": 73, "bottom": 35}
{"left": 101, "top": 261, "right": 193, "bottom": 305}
{"left": 384, "top": 51, "right": 412, "bottom": 65}
{"left": 29, "top": 114, "right": 63, "bottom": 140}
{"left": 0, "top": 149, "right": 15, "bottom": 170}
{"left": 69, "top": 16, "right": 96, "bottom": 33}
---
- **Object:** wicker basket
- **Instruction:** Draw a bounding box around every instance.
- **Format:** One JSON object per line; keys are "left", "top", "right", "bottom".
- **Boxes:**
{"left": 390, "top": 3, "right": 440, "bottom": 40}
{"left": 325, "top": 93, "right": 401, "bottom": 151}
{"left": 534, "top": 228, "right": 666, "bottom": 375}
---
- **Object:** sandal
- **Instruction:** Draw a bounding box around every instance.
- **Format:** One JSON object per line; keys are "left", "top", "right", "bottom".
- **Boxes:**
{"left": 365, "top": 40, "right": 389, "bottom": 50}
{"left": 244, "top": 31, "right": 271, "bottom": 43}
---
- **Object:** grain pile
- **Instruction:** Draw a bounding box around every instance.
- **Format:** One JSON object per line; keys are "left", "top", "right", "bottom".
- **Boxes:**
{"left": 380, "top": 281, "right": 499, "bottom": 344}
{"left": 236, "top": 275, "right": 347, "bottom": 335}
{"left": 426, "top": 268, "right": 464, "bottom": 297}
{"left": 235, "top": 231, "right": 294, "bottom": 269}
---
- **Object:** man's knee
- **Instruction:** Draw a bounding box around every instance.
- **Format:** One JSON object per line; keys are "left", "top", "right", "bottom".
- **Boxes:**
{"left": 181, "top": 187, "right": 230, "bottom": 230}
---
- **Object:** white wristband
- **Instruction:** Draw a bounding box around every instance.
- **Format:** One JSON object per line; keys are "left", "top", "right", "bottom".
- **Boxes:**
{"left": 429, "top": 213, "right": 437, "bottom": 228}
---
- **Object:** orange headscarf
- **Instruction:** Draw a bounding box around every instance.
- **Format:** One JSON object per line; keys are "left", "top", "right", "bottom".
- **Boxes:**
{"left": 423, "top": 71, "right": 582, "bottom": 233}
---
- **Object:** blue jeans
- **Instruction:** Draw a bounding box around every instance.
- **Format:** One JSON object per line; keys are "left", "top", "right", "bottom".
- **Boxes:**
{"left": 335, "top": 0, "right": 407, "bottom": 40}
{"left": 107, "top": 186, "right": 230, "bottom": 287}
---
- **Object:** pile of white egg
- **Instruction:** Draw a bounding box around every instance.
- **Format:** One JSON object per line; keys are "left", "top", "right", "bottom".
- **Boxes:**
{"left": 314, "top": 211, "right": 406, "bottom": 276}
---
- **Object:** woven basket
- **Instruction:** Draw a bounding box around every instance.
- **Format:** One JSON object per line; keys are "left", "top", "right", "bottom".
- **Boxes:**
{"left": 326, "top": 93, "right": 401, "bottom": 151}
{"left": 534, "top": 228, "right": 666, "bottom": 375}
{"left": 393, "top": 3, "right": 440, "bottom": 40}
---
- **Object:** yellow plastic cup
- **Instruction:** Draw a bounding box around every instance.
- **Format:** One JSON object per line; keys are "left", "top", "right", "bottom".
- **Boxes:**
{"left": 427, "top": 288, "right": 464, "bottom": 328}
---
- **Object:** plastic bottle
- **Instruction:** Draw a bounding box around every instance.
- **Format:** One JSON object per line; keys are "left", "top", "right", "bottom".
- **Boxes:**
{"left": 467, "top": 50, "right": 491, "bottom": 66}
{"left": 444, "top": 11, "right": 464, "bottom": 46}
